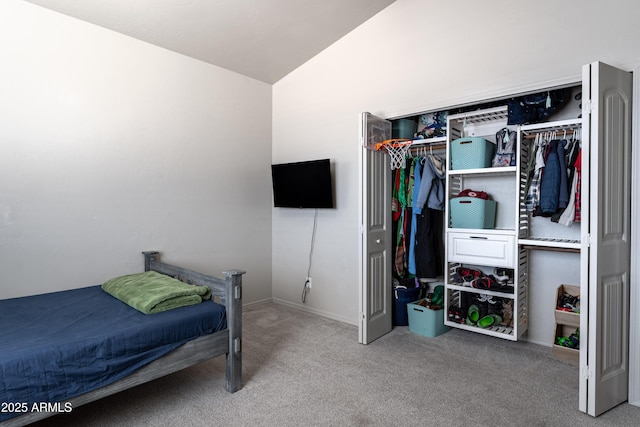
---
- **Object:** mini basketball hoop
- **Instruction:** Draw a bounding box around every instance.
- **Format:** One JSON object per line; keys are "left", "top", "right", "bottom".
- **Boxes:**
{"left": 364, "top": 138, "right": 413, "bottom": 170}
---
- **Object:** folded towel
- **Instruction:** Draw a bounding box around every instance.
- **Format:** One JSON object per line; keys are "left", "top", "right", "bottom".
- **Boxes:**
{"left": 102, "top": 271, "right": 211, "bottom": 314}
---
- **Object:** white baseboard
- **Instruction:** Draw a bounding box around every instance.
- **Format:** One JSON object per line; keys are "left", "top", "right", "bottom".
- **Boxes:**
{"left": 243, "top": 297, "right": 273, "bottom": 308}
{"left": 272, "top": 298, "right": 357, "bottom": 326}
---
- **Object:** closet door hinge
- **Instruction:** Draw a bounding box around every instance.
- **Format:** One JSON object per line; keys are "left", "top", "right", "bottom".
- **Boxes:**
{"left": 581, "top": 366, "right": 593, "bottom": 380}
{"left": 582, "top": 233, "right": 592, "bottom": 248}
{"left": 583, "top": 99, "right": 594, "bottom": 114}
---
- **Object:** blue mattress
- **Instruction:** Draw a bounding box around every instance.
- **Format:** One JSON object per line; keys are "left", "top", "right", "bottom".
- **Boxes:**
{"left": 0, "top": 285, "right": 226, "bottom": 421}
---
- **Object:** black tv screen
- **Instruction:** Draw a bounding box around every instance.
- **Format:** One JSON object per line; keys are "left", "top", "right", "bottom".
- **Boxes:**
{"left": 271, "top": 159, "right": 334, "bottom": 208}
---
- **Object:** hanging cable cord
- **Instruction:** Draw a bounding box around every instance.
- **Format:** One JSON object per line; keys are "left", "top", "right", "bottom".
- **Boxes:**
{"left": 302, "top": 208, "right": 319, "bottom": 303}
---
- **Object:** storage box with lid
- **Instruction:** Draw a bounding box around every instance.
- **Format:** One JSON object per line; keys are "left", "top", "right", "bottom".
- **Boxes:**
{"left": 407, "top": 299, "right": 450, "bottom": 338}
{"left": 449, "top": 197, "right": 497, "bottom": 229}
{"left": 450, "top": 137, "right": 496, "bottom": 170}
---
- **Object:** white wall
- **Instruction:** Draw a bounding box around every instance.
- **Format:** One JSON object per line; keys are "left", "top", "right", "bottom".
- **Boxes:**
{"left": 272, "top": 0, "right": 640, "bottom": 325}
{"left": 0, "top": 0, "right": 273, "bottom": 303}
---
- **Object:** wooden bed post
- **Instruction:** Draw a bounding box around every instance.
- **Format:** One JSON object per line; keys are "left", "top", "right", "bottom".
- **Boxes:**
{"left": 223, "top": 269, "right": 245, "bottom": 392}
{"left": 142, "top": 251, "right": 159, "bottom": 272}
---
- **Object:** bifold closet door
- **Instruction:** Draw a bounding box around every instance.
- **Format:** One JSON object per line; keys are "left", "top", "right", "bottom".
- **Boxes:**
{"left": 359, "top": 112, "right": 393, "bottom": 344}
{"left": 579, "top": 61, "right": 632, "bottom": 417}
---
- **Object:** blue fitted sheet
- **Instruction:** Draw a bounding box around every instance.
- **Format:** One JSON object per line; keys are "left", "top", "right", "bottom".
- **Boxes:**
{"left": 0, "top": 285, "right": 226, "bottom": 421}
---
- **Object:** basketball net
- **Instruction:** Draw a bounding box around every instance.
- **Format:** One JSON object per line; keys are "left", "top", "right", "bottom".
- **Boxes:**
{"left": 368, "top": 139, "right": 413, "bottom": 170}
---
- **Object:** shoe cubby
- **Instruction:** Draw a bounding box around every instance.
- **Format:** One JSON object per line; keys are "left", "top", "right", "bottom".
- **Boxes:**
{"left": 446, "top": 288, "right": 515, "bottom": 338}
{"left": 444, "top": 248, "right": 528, "bottom": 341}
{"left": 446, "top": 262, "right": 515, "bottom": 295}
{"left": 552, "top": 323, "right": 580, "bottom": 363}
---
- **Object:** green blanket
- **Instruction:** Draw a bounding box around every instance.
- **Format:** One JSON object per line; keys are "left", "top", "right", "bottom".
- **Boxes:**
{"left": 102, "top": 271, "right": 211, "bottom": 314}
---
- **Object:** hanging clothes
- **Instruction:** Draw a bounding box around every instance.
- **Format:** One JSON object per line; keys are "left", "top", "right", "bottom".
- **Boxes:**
{"left": 574, "top": 150, "right": 582, "bottom": 222}
{"left": 391, "top": 149, "right": 445, "bottom": 279}
{"left": 408, "top": 157, "right": 423, "bottom": 276}
{"left": 551, "top": 138, "right": 580, "bottom": 223}
{"left": 524, "top": 130, "right": 582, "bottom": 225}
{"left": 558, "top": 170, "right": 578, "bottom": 226}
{"left": 537, "top": 139, "right": 568, "bottom": 215}
{"left": 414, "top": 208, "right": 443, "bottom": 278}
{"left": 393, "top": 166, "right": 407, "bottom": 277}
{"left": 393, "top": 160, "right": 415, "bottom": 278}
{"left": 525, "top": 137, "right": 546, "bottom": 212}
{"left": 414, "top": 153, "right": 445, "bottom": 278}
{"left": 415, "top": 153, "right": 446, "bottom": 212}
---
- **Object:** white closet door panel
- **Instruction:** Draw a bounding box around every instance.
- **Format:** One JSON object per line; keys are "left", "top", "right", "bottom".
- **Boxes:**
{"left": 359, "top": 113, "right": 392, "bottom": 344}
{"left": 580, "top": 61, "right": 632, "bottom": 417}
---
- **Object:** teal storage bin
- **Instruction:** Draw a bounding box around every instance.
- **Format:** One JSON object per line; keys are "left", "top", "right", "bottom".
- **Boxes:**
{"left": 393, "top": 283, "right": 427, "bottom": 326}
{"left": 407, "top": 300, "right": 450, "bottom": 337}
{"left": 449, "top": 197, "right": 497, "bottom": 229}
{"left": 450, "top": 137, "right": 495, "bottom": 169}
{"left": 392, "top": 118, "right": 417, "bottom": 139}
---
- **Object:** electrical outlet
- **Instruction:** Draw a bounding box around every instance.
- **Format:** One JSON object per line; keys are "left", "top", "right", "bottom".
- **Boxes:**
{"left": 306, "top": 277, "right": 312, "bottom": 288}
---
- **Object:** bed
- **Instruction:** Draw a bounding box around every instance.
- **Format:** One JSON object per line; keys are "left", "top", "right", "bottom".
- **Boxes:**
{"left": 0, "top": 251, "right": 244, "bottom": 426}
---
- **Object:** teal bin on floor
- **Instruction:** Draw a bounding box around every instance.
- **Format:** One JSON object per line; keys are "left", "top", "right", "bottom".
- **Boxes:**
{"left": 407, "top": 299, "right": 450, "bottom": 337}
{"left": 393, "top": 284, "right": 427, "bottom": 326}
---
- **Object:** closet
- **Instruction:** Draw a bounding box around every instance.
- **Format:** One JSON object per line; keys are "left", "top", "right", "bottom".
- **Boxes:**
{"left": 358, "top": 61, "right": 632, "bottom": 417}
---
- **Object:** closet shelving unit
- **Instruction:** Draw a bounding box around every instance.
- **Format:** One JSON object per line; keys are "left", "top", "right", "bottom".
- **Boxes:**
{"left": 443, "top": 106, "right": 527, "bottom": 341}
{"left": 517, "top": 117, "right": 583, "bottom": 358}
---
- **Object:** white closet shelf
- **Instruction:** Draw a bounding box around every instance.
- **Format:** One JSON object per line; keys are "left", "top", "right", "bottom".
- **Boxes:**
{"left": 520, "top": 118, "right": 582, "bottom": 135}
{"left": 446, "top": 283, "right": 516, "bottom": 299}
{"left": 519, "top": 237, "right": 581, "bottom": 251}
{"left": 410, "top": 136, "right": 447, "bottom": 145}
{"left": 448, "top": 106, "right": 509, "bottom": 125}
{"left": 444, "top": 320, "right": 515, "bottom": 339}
{"left": 447, "top": 227, "right": 516, "bottom": 234}
{"left": 448, "top": 166, "right": 516, "bottom": 176}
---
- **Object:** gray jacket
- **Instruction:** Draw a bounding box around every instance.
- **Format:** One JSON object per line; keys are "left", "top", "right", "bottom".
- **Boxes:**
{"left": 415, "top": 154, "right": 445, "bottom": 213}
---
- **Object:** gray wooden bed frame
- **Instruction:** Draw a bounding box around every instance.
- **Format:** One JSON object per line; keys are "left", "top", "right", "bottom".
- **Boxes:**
{"left": 2, "top": 251, "right": 244, "bottom": 427}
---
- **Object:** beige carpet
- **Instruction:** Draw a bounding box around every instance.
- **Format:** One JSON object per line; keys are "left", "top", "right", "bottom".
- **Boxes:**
{"left": 32, "top": 302, "right": 640, "bottom": 426}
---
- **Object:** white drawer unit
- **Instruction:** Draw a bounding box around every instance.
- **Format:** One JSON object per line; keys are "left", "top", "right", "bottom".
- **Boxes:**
{"left": 447, "top": 231, "right": 516, "bottom": 268}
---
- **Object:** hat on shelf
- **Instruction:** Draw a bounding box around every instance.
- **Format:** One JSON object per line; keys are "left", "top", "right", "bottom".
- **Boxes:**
{"left": 456, "top": 189, "right": 490, "bottom": 200}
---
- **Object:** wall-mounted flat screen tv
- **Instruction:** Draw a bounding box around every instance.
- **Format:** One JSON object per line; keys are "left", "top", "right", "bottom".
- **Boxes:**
{"left": 271, "top": 159, "right": 334, "bottom": 208}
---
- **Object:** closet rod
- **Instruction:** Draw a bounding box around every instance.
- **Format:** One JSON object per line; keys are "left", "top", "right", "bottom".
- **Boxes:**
{"left": 409, "top": 142, "right": 447, "bottom": 151}
{"left": 522, "top": 129, "right": 580, "bottom": 140}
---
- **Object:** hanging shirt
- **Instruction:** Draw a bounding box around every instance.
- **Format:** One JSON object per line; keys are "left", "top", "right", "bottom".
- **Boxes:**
{"left": 574, "top": 150, "right": 582, "bottom": 222}
{"left": 525, "top": 142, "right": 546, "bottom": 212}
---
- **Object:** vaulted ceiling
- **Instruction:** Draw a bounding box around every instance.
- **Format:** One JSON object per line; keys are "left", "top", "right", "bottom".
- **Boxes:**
{"left": 25, "top": 0, "right": 396, "bottom": 84}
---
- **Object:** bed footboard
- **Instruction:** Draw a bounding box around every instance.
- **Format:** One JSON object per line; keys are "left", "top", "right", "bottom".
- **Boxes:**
{"left": 142, "top": 251, "right": 245, "bottom": 392}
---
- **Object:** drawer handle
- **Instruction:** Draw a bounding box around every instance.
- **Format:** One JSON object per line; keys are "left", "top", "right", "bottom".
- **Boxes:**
{"left": 469, "top": 236, "right": 488, "bottom": 240}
